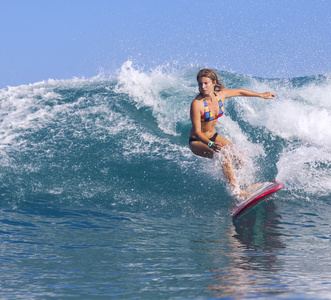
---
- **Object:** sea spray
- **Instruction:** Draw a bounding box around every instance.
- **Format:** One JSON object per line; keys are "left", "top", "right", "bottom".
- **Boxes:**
{"left": 0, "top": 61, "right": 330, "bottom": 208}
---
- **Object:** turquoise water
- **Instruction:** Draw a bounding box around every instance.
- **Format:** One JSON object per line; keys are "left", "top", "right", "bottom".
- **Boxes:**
{"left": 1, "top": 61, "right": 331, "bottom": 299}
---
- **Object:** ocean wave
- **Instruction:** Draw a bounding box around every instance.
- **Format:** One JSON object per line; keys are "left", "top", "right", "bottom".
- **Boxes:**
{"left": 0, "top": 61, "right": 330, "bottom": 208}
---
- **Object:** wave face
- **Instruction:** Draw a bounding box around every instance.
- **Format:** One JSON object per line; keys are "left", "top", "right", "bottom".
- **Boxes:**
{"left": 1, "top": 61, "right": 330, "bottom": 210}
{"left": 1, "top": 61, "right": 331, "bottom": 298}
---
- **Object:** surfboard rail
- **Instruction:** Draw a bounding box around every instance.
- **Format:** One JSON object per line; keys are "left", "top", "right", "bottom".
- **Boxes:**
{"left": 232, "top": 181, "right": 284, "bottom": 219}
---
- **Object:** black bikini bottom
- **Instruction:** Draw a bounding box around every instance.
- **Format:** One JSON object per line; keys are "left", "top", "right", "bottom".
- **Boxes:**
{"left": 189, "top": 132, "right": 218, "bottom": 144}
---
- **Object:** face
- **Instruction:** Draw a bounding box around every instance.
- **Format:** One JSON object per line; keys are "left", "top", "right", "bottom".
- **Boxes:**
{"left": 198, "top": 77, "right": 215, "bottom": 96}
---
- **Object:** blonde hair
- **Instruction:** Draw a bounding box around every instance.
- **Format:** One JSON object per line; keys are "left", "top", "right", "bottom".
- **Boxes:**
{"left": 197, "top": 69, "right": 225, "bottom": 91}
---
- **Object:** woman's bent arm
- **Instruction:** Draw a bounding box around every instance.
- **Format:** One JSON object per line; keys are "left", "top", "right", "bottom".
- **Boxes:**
{"left": 190, "top": 100, "right": 213, "bottom": 145}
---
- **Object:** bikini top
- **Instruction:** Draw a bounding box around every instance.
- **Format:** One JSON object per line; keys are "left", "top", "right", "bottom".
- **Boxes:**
{"left": 201, "top": 94, "right": 224, "bottom": 122}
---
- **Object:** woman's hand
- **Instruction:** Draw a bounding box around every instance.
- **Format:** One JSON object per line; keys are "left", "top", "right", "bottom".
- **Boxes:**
{"left": 260, "top": 92, "right": 276, "bottom": 99}
{"left": 211, "top": 142, "right": 222, "bottom": 152}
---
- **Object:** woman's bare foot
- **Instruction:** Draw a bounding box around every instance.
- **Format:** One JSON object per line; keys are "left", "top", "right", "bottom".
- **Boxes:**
{"left": 244, "top": 183, "right": 262, "bottom": 194}
{"left": 232, "top": 183, "right": 263, "bottom": 203}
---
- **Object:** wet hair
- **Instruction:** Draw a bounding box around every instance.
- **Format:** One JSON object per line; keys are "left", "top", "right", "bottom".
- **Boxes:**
{"left": 197, "top": 69, "right": 225, "bottom": 91}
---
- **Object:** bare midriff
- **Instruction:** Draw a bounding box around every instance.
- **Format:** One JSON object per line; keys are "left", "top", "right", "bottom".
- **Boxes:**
{"left": 189, "top": 119, "right": 218, "bottom": 141}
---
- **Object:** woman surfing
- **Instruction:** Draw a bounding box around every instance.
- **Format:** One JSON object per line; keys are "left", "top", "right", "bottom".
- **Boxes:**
{"left": 189, "top": 69, "right": 275, "bottom": 198}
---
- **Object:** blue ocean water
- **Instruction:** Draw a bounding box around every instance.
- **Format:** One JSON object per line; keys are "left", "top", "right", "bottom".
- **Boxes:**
{"left": 1, "top": 60, "right": 331, "bottom": 299}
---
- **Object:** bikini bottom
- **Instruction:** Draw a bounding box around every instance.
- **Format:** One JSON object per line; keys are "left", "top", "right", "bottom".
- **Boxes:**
{"left": 189, "top": 132, "right": 218, "bottom": 144}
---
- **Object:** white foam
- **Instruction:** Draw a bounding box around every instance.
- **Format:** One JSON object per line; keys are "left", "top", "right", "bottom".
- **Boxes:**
{"left": 218, "top": 115, "right": 266, "bottom": 159}
{"left": 241, "top": 76, "right": 331, "bottom": 148}
{"left": 114, "top": 60, "right": 194, "bottom": 135}
{"left": 218, "top": 75, "right": 331, "bottom": 196}
{"left": 293, "top": 76, "right": 331, "bottom": 109}
{"left": 276, "top": 146, "right": 331, "bottom": 197}
{"left": 1, "top": 67, "right": 330, "bottom": 200}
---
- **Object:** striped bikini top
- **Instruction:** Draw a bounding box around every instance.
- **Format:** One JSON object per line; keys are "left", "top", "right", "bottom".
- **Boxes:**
{"left": 201, "top": 94, "right": 224, "bottom": 122}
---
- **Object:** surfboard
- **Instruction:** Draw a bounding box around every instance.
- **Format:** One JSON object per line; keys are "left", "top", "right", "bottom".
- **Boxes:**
{"left": 231, "top": 181, "right": 284, "bottom": 219}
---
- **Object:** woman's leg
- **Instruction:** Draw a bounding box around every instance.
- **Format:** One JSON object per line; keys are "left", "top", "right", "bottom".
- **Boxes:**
{"left": 213, "top": 135, "right": 240, "bottom": 190}
{"left": 189, "top": 135, "right": 240, "bottom": 189}
{"left": 189, "top": 141, "right": 214, "bottom": 158}
{"left": 221, "top": 152, "right": 238, "bottom": 190}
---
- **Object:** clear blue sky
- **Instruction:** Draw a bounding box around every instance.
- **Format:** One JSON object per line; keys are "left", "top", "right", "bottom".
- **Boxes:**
{"left": 1, "top": 0, "right": 330, "bottom": 88}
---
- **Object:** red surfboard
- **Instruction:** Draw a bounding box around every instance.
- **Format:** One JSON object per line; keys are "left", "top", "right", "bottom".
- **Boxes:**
{"left": 231, "top": 181, "right": 284, "bottom": 219}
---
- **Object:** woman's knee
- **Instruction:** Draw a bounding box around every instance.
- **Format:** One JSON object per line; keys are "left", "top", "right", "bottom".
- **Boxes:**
{"left": 190, "top": 142, "right": 214, "bottom": 158}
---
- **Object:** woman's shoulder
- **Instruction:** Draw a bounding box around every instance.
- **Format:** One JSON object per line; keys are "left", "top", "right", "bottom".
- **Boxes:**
{"left": 191, "top": 96, "right": 204, "bottom": 111}
{"left": 192, "top": 94, "right": 204, "bottom": 103}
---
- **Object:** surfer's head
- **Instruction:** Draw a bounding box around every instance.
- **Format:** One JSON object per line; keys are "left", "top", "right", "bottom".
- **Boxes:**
{"left": 197, "top": 69, "right": 225, "bottom": 91}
